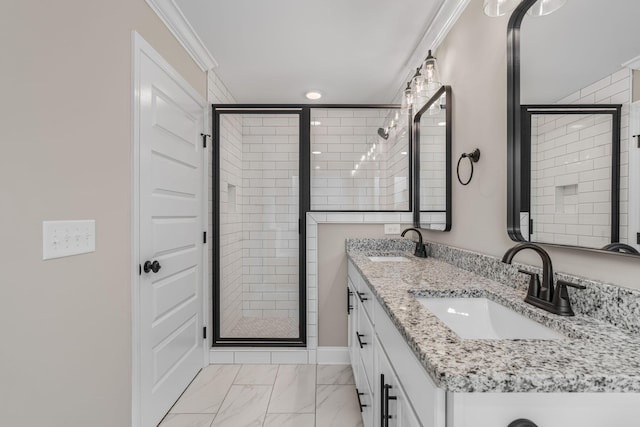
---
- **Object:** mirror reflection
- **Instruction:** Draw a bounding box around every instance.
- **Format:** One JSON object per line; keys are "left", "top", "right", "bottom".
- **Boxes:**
{"left": 511, "top": 0, "right": 640, "bottom": 255}
{"left": 414, "top": 86, "right": 451, "bottom": 231}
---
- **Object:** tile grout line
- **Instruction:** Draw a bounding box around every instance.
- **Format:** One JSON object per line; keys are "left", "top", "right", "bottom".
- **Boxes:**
{"left": 261, "top": 364, "right": 281, "bottom": 426}
{"left": 209, "top": 364, "right": 243, "bottom": 426}
{"left": 314, "top": 365, "right": 318, "bottom": 427}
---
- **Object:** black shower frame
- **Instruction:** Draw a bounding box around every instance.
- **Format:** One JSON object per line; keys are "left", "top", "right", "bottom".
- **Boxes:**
{"left": 519, "top": 104, "right": 621, "bottom": 244}
{"left": 211, "top": 104, "right": 402, "bottom": 348}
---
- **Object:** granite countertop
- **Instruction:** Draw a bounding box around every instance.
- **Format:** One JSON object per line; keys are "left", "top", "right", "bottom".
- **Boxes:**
{"left": 347, "top": 247, "right": 640, "bottom": 393}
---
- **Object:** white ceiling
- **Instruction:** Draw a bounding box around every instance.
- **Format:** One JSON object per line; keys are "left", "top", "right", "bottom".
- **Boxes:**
{"left": 173, "top": 0, "right": 448, "bottom": 104}
{"left": 521, "top": 0, "right": 640, "bottom": 103}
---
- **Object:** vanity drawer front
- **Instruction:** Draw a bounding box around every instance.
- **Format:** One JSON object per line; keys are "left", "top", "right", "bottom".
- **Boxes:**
{"left": 357, "top": 301, "right": 375, "bottom": 390}
{"left": 355, "top": 361, "right": 374, "bottom": 427}
{"left": 374, "top": 298, "right": 446, "bottom": 427}
{"left": 348, "top": 261, "right": 375, "bottom": 324}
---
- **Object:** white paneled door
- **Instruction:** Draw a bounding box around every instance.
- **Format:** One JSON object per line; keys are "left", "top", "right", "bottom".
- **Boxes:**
{"left": 134, "top": 34, "right": 206, "bottom": 427}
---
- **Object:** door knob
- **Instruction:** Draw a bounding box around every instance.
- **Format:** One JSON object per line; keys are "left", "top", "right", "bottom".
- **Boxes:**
{"left": 143, "top": 260, "right": 161, "bottom": 273}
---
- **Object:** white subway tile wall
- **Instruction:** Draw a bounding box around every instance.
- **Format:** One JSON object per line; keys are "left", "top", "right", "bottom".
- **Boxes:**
{"left": 529, "top": 68, "right": 631, "bottom": 247}
{"left": 310, "top": 109, "right": 410, "bottom": 211}
{"left": 209, "top": 72, "right": 243, "bottom": 337}
{"left": 240, "top": 115, "right": 299, "bottom": 326}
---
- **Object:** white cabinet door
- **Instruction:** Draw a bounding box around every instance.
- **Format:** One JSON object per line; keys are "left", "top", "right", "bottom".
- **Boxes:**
{"left": 375, "top": 337, "right": 421, "bottom": 427}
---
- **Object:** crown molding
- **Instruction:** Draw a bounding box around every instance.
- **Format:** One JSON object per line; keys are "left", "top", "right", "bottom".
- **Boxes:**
{"left": 145, "top": 0, "right": 218, "bottom": 71}
{"left": 388, "top": 0, "right": 471, "bottom": 102}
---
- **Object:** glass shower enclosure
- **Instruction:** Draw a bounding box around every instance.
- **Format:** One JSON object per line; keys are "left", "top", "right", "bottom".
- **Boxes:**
{"left": 212, "top": 107, "right": 308, "bottom": 346}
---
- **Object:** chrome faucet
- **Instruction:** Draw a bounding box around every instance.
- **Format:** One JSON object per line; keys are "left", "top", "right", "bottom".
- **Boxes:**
{"left": 401, "top": 228, "right": 428, "bottom": 258}
{"left": 502, "top": 243, "right": 585, "bottom": 316}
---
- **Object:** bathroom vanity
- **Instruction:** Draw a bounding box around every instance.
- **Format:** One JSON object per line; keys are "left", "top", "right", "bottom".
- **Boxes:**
{"left": 346, "top": 239, "right": 640, "bottom": 427}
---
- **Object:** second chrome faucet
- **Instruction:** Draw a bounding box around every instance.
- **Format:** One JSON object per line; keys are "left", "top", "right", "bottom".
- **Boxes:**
{"left": 401, "top": 228, "right": 428, "bottom": 258}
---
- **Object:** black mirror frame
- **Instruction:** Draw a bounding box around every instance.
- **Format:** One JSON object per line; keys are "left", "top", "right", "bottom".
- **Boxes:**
{"left": 412, "top": 85, "right": 452, "bottom": 231}
{"left": 506, "top": 0, "right": 634, "bottom": 257}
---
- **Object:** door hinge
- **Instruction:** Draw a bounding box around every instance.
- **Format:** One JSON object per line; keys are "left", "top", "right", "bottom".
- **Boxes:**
{"left": 298, "top": 218, "right": 301, "bottom": 235}
{"left": 636, "top": 233, "right": 640, "bottom": 245}
{"left": 203, "top": 231, "right": 207, "bottom": 244}
{"left": 203, "top": 327, "right": 207, "bottom": 339}
{"left": 139, "top": 264, "right": 142, "bottom": 276}
{"left": 529, "top": 218, "right": 534, "bottom": 235}
{"left": 200, "top": 133, "right": 211, "bottom": 148}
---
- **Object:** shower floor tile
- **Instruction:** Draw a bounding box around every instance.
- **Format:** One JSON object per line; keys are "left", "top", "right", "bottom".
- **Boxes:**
{"left": 226, "top": 317, "right": 299, "bottom": 339}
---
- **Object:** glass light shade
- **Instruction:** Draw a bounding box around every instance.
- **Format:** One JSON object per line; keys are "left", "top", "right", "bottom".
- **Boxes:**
{"left": 421, "top": 51, "right": 443, "bottom": 99}
{"left": 483, "top": 0, "right": 521, "bottom": 17}
{"left": 527, "top": 0, "right": 566, "bottom": 16}
{"left": 401, "top": 83, "right": 413, "bottom": 112}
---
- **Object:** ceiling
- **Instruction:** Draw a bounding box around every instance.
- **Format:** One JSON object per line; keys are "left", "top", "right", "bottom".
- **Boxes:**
{"left": 173, "top": 0, "right": 448, "bottom": 104}
{"left": 521, "top": 0, "right": 640, "bottom": 103}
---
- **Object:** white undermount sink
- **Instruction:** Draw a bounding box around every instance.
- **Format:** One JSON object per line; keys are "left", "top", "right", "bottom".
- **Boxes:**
{"left": 416, "top": 297, "right": 565, "bottom": 340}
{"left": 367, "top": 256, "right": 409, "bottom": 262}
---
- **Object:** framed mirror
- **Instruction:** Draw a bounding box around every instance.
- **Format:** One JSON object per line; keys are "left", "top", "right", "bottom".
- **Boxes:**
{"left": 413, "top": 85, "right": 452, "bottom": 230}
{"left": 507, "top": 0, "right": 640, "bottom": 256}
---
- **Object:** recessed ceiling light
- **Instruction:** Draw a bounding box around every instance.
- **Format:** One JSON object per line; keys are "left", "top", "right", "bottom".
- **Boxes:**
{"left": 315, "top": 166, "right": 320, "bottom": 169}
{"left": 305, "top": 91, "right": 322, "bottom": 100}
{"left": 438, "top": 122, "right": 446, "bottom": 126}
{"left": 401, "top": 151, "right": 408, "bottom": 155}
{"left": 311, "top": 151, "right": 322, "bottom": 155}
{"left": 311, "top": 121, "right": 322, "bottom": 126}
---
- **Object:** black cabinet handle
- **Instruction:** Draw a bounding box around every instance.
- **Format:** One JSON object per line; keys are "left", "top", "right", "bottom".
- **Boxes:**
{"left": 356, "top": 332, "right": 366, "bottom": 348}
{"left": 383, "top": 378, "right": 397, "bottom": 427}
{"left": 355, "top": 387, "right": 367, "bottom": 412}
{"left": 357, "top": 291, "right": 368, "bottom": 302}
{"left": 347, "top": 288, "right": 353, "bottom": 314}
{"left": 380, "top": 374, "right": 385, "bottom": 427}
{"left": 143, "top": 260, "right": 161, "bottom": 274}
{"left": 508, "top": 419, "right": 538, "bottom": 427}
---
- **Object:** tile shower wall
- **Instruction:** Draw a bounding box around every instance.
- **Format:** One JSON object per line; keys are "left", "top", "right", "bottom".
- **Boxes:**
{"left": 209, "top": 71, "right": 244, "bottom": 337}
{"left": 529, "top": 68, "right": 630, "bottom": 247}
{"left": 419, "top": 112, "right": 447, "bottom": 212}
{"left": 241, "top": 116, "right": 300, "bottom": 320}
{"left": 310, "top": 109, "right": 409, "bottom": 211}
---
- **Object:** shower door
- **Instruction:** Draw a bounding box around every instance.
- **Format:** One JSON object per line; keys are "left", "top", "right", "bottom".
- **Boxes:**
{"left": 212, "top": 107, "right": 308, "bottom": 346}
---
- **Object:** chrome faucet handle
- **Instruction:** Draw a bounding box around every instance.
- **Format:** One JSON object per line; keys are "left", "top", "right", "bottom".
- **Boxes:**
{"left": 518, "top": 269, "right": 540, "bottom": 298}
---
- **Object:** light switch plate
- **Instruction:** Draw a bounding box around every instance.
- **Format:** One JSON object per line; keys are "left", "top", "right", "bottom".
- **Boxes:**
{"left": 384, "top": 223, "right": 401, "bottom": 234}
{"left": 43, "top": 220, "right": 96, "bottom": 260}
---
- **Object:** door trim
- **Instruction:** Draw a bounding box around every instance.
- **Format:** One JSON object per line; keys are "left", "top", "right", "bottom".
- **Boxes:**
{"left": 131, "top": 31, "right": 207, "bottom": 427}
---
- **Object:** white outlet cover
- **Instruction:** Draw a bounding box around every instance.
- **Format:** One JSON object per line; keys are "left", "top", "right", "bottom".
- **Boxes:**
{"left": 43, "top": 220, "right": 96, "bottom": 260}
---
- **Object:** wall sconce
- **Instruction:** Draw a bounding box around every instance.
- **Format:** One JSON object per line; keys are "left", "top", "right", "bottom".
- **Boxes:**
{"left": 403, "top": 50, "right": 443, "bottom": 114}
{"left": 483, "top": 0, "right": 566, "bottom": 17}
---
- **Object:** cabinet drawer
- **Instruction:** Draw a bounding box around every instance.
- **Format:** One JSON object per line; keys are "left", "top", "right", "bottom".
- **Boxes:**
{"left": 348, "top": 261, "right": 374, "bottom": 324}
{"left": 355, "top": 360, "right": 374, "bottom": 427}
{"left": 357, "top": 301, "right": 375, "bottom": 390}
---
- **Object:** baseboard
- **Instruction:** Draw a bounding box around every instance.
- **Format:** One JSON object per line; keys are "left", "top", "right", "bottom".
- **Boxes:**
{"left": 317, "top": 346, "right": 350, "bottom": 365}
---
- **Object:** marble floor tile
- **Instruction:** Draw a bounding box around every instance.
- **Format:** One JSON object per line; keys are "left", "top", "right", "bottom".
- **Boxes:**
{"left": 170, "top": 365, "right": 240, "bottom": 414}
{"left": 263, "top": 413, "right": 316, "bottom": 427}
{"left": 316, "top": 385, "right": 363, "bottom": 427}
{"left": 234, "top": 364, "right": 279, "bottom": 385}
{"left": 267, "top": 365, "right": 316, "bottom": 413}
{"left": 210, "top": 385, "right": 271, "bottom": 427}
{"left": 317, "top": 365, "right": 355, "bottom": 385}
{"left": 159, "top": 413, "right": 215, "bottom": 427}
